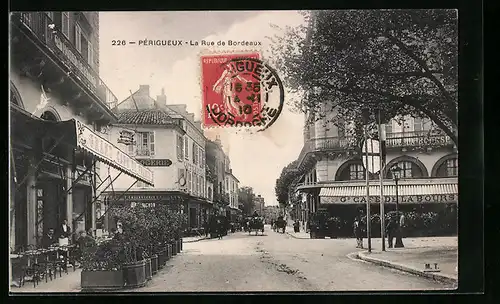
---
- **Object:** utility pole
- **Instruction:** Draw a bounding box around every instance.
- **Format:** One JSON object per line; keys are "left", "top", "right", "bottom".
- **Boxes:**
{"left": 364, "top": 123, "right": 372, "bottom": 253}
{"left": 377, "top": 109, "right": 386, "bottom": 251}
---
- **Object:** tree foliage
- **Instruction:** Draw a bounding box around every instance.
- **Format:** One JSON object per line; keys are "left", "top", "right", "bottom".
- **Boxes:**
{"left": 269, "top": 10, "right": 458, "bottom": 145}
{"left": 238, "top": 186, "right": 256, "bottom": 215}
{"left": 275, "top": 160, "right": 303, "bottom": 207}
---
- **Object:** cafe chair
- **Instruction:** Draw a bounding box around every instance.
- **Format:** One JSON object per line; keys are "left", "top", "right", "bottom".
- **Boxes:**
{"left": 19, "top": 245, "right": 44, "bottom": 288}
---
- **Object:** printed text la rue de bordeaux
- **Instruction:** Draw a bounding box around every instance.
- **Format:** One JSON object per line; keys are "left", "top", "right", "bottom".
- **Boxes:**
{"left": 111, "top": 39, "right": 262, "bottom": 47}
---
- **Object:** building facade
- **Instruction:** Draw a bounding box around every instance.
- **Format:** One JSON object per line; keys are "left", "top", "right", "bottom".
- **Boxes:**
{"left": 206, "top": 137, "right": 229, "bottom": 214}
{"left": 101, "top": 85, "right": 212, "bottom": 230}
{"left": 224, "top": 156, "right": 240, "bottom": 221}
{"left": 292, "top": 106, "right": 458, "bottom": 229}
{"left": 9, "top": 12, "right": 153, "bottom": 250}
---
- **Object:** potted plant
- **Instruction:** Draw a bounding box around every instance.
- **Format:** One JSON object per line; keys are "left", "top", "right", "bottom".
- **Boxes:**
{"left": 110, "top": 206, "right": 150, "bottom": 289}
{"left": 80, "top": 239, "right": 126, "bottom": 292}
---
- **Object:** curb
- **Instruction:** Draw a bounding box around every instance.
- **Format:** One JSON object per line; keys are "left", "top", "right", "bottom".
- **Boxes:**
{"left": 356, "top": 251, "right": 458, "bottom": 286}
{"left": 182, "top": 237, "right": 209, "bottom": 243}
{"left": 285, "top": 232, "right": 309, "bottom": 239}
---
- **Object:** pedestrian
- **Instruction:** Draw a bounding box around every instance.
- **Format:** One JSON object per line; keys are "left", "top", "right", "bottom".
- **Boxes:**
{"left": 386, "top": 216, "right": 396, "bottom": 248}
{"left": 353, "top": 216, "right": 363, "bottom": 249}
{"left": 42, "top": 228, "right": 56, "bottom": 249}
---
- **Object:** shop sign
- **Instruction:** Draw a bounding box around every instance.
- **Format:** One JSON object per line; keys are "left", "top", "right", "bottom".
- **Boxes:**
{"left": 109, "top": 194, "right": 185, "bottom": 202}
{"left": 75, "top": 120, "right": 154, "bottom": 185}
{"left": 137, "top": 159, "right": 173, "bottom": 167}
{"left": 130, "top": 202, "right": 156, "bottom": 208}
{"left": 321, "top": 194, "right": 458, "bottom": 205}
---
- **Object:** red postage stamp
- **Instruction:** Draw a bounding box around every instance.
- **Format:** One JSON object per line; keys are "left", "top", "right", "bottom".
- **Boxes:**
{"left": 201, "top": 52, "right": 264, "bottom": 128}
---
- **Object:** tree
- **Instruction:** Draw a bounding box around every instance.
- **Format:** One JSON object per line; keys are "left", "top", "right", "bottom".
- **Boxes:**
{"left": 238, "top": 186, "right": 256, "bottom": 215}
{"left": 275, "top": 160, "right": 303, "bottom": 207}
{"left": 269, "top": 10, "right": 458, "bottom": 145}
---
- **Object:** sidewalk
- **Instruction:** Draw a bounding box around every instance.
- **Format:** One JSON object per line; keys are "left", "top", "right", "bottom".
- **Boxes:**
{"left": 357, "top": 237, "right": 458, "bottom": 286}
{"left": 10, "top": 268, "right": 82, "bottom": 293}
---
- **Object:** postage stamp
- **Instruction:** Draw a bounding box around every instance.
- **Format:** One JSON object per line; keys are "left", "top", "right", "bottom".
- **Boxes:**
{"left": 200, "top": 52, "right": 284, "bottom": 131}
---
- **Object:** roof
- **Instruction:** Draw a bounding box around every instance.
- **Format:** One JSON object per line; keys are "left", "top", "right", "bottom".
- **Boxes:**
{"left": 115, "top": 109, "right": 178, "bottom": 126}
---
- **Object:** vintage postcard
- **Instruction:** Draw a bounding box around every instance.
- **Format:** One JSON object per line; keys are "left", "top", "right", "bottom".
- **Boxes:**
{"left": 9, "top": 10, "right": 459, "bottom": 293}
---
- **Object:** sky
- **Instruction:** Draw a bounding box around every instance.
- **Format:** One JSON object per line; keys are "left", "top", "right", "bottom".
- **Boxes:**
{"left": 99, "top": 11, "right": 307, "bottom": 206}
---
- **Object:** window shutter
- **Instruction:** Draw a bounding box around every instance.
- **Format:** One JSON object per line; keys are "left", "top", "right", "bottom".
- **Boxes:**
{"left": 62, "top": 12, "right": 70, "bottom": 38}
{"left": 149, "top": 132, "right": 155, "bottom": 156}
{"left": 88, "top": 41, "right": 94, "bottom": 66}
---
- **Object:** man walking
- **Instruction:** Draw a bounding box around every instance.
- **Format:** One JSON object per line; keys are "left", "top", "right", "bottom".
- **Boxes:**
{"left": 353, "top": 216, "right": 363, "bottom": 249}
{"left": 386, "top": 217, "right": 396, "bottom": 248}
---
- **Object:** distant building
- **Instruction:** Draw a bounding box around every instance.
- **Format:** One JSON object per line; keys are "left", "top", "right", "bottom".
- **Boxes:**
{"left": 252, "top": 195, "right": 265, "bottom": 215}
{"left": 101, "top": 85, "right": 213, "bottom": 229}
{"left": 225, "top": 155, "right": 240, "bottom": 221}
{"left": 263, "top": 206, "right": 280, "bottom": 221}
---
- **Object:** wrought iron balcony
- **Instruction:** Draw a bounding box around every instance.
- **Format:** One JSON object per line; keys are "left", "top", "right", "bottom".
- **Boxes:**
{"left": 296, "top": 130, "right": 454, "bottom": 167}
{"left": 135, "top": 147, "right": 153, "bottom": 157}
{"left": 13, "top": 12, "right": 118, "bottom": 110}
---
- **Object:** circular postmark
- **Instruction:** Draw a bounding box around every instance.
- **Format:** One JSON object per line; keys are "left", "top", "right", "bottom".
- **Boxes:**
{"left": 205, "top": 57, "right": 284, "bottom": 132}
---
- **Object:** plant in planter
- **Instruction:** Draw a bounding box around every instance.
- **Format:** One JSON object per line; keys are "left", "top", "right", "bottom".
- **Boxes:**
{"left": 80, "top": 239, "right": 126, "bottom": 291}
{"left": 109, "top": 205, "right": 155, "bottom": 289}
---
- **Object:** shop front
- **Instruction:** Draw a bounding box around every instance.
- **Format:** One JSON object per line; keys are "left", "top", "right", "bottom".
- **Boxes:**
{"left": 316, "top": 178, "right": 458, "bottom": 237}
{"left": 10, "top": 105, "right": 154, "bottom": 249}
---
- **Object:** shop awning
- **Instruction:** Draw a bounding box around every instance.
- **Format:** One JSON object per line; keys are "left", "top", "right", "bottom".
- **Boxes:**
{"left": 318, "top": 179, "right": 458, "bottom": 205}
{"left": 10, "top": 106, "right": 154, "bottom": 186}
{"left": 319, "top": 183, "right": 458, "bottom": 197}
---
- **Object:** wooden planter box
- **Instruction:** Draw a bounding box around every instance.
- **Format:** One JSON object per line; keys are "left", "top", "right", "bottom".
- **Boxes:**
{"left": 123, "top": 260, "right": 147, "bottom": 289}
{"left": 171, "top": 242, "right": 177, "bottom": 256}
{"left": 167, "top": 244, "right": 172, "bottom": 259}
{"left": 157, "top": 250, "right": 166, "bottom": 268}
{"left": 144, "top": 258, "right": 152, "bottom": 281}
{"left": 151, "top": 255, "right": 158, "bottom": 275}
{"left": 81, "top": 270, "right": 125, "bottom": 292}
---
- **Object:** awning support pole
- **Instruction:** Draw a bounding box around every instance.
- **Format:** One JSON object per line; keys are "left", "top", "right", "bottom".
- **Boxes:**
{"left": 96, "top": 179, "right": 139, "bottom": 222}
{"left": 72, "top": 171, "right": 123, "bottom": 224}
{"left": 95, "top": 175, "right": 111, "bottom": 192}
{"left": 65, "top": 159, "right": 97, "bottom": 194}
{"left": 14, "top": 131, "right": 67, "bottom": 193}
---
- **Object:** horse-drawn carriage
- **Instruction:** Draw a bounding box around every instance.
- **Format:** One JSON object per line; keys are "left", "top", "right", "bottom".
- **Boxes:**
{"left": 248, "top": 217, "right": 265, "bottom": 235}
{"left": 274, "top": 216, "right": 286, "bottom": 233}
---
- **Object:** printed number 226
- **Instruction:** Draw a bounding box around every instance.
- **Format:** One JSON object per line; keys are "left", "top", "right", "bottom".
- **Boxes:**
{"left": 112, "top": 40, "right": 126, "bottom": 46}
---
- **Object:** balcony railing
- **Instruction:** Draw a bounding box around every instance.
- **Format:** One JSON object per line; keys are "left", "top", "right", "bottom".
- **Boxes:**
{"left": 14, "top": 12, "right": 118, "bottom": 110}
{"left": 297, "top": 131, "right": 455, "bottom": 166}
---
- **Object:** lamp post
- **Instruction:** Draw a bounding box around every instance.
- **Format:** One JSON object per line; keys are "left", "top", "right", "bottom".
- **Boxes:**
{"left": 390, "top": 166, "right": 405, "bottom": 248}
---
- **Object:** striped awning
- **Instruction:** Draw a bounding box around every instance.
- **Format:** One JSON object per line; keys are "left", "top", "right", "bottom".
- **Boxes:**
{"left": 319, "top": 183, "right": 458, "bottom": 197}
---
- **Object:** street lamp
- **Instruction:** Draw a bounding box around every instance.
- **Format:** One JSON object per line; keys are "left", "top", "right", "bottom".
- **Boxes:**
{"left": 390, "top": 165, "right": 405, "bottom": 248}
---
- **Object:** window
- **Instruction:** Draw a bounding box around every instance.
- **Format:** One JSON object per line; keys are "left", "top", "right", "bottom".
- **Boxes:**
{"left": 88, "top": 41, "right": 94, "bottom": 66}
{"left": 349, "top": 164, "right": 365, "bottom": 180}
{"left": 136, "top": 132, "right": 155, "bottom": 156}
{"left": 75, "top": 24, "right": 82, "bottom": 52}
{"left": 188, "top": 171, "right": 192, "bottom": 192}
{"left": 385, "top": 122, "right": 393, "bottom": 134}
{"left": 184, "top": 138, "right": 189, "bottom": 161}
{"left": 414, "top": 118, "right": 423, "bottom": 132}
{"left": 177, "top": 135, "right": 184, "bottom": 160}
{"left": 446, "top": 158, "right": 458, "bottom": 176}
{"left": 192, "top": 142, "right": 197, "bottom": 164}
{"left": 61, "top": 12, "right": 70, "bottom": 38}
{"left": 397, "top": 161, "right": 413, "bottom": 178}
{"left": 128, "top": 141, "right": 135, "bottom": 155}
{"left": 200, "top": 148, "right": 205, "bottom": 167}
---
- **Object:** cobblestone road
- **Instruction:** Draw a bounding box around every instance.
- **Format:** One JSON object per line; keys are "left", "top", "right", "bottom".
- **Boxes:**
{"left": 134, "top": 226, "right": 454, "bottom": 292}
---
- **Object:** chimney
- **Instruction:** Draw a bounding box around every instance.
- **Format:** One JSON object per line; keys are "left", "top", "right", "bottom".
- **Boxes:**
{"left": 139, "top": 85, "right": 150, "bottom": 96}
{"left": 156, "top": 87, "right": 167, "bottom": 106}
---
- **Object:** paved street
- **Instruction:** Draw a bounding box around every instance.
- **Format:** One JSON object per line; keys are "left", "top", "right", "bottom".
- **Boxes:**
{"left": 134, "top": 226, "right": 454, "bottom": 292}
